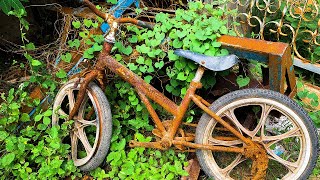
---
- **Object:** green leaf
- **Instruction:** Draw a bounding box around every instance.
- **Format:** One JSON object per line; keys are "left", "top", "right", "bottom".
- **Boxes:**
{"left": 92, "top": 22, "right": 99, "bottom": 28}
{"left": 56, "top": 69, "right": 67, "bottom": 79}
{"left": 307, "top": 93, "right": 319, "bottom": 101}
{"left": 219, "top": 26, "right": 228, "bottom": 34}
{"left": 236, "top": 75, "right": 250, "bottom": 88}
{"left": 0, "top": 131, "right": 9, "bottom": 141}
{"left": 128, "top": 63, "right": 137, "bottom": 71}
{"left": 1, "top": 153, "right": 15, "bottom": 166}
{"left": 79, "top": 31, "right": 89, "bottom": 38}
{"left": 20, "top": 113, "right": 30, "bottom": 122}
{"left": 181, "top": 87, "right": 187, "bottom": 95}
{"left": 107, "top": 0, "right": 117, "bottom": 4}
{"left": 72, "top": 21, "right": 81, "bottom": 29}
{"left": 155, "top": 33, "right": 165, "bottom": 41}
{"left": 43, "top": 109, "right": 52, "bottom": 117}
{"left": 25, "top": 43, "right": 35, "bottom": 50}
{"left": 68, "top": 39, "right": 80, "bottom": 49}
{"left": 85, "top": 39, "right": 94, "bottom": 45}
{"left": 34, "top": 114, "right": 43, "bottom": 122}
{"left": 211, "top": 41, "right": 221, "bottom": 47}
{"left": 172, "top": 39, "right": 183, "bottom": 48}
{"left": 61, "top": 53, "right": 72, "bottom": 63}
{"left": 84, "top": 19, "right": 92, "bottom": 28}
{"left": 219, "top": 49, "right": 229, "bottom": 56}
{"left": 0, "top": 0, "right": 24, "bottom": 15}
{"left": 174, "top": 60, "right": 186, "bottom": 70}
{"left": 166, "top": 84, "right": 174, "bottom": 92}
{"left": 117, "top": 139, "right": 126, "bottom": 150}
{"left": 154, "top": 61, "right": 164, "bottom": 69}
{"left": 137, "top": 44, "right": 150, "bottom": 54}
{"left": 49, "top": 126, "right": 59, "bottom": 139}
{"left": 128, "top": 35, "right": 138, "bottom": 43}
{"left": 195, "top": 30, "right": 207, "bottom": 41}
{"left": 139, "top": 65, "right": 147, "bottom": 73}
{"left": 177, "top": 72, "right": 187, "bottom": 81}
{"left": 43, "top": 117, "right": 51, "bottom": 125}
{"left": 84, "top": 49, "right": 94, "bottom": 59}
{"left": 177, "top": 30, "right": 188, "bottom": 39}
{"left": 122, "top": 46, "right": 133, "bottom": 55}
{"left": 150, "top": 39, "right": 161, "bottom": 47}
{"left": 49, "top": 140, "right": 61, "bottom": 149}
{"left": 9, "top": 102, "right": 20, "bottom": 110}
{"left": 144, "top": 75, "right": 152, "bottom": 83}
{"left": 311, "top": 100, "right": 319, "bottom": 107}
{"left": 168, "top": 50, "right": 179, "bottom": 61}
{"left": 93, "top": 44, "right": 103, "bottom": 52}
{"left": 31, "top": 59, "right": 42, "bottom": 66}
{"left": 136, "top": 56, "right": 145, "bottom": 64}
{"left": 147, "top": 65, "right": 155, "bottom": 73}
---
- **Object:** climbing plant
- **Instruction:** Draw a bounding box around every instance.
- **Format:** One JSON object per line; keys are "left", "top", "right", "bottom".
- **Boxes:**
{"left": 0, "top": 0, "right": 27, "bottom": 15}
{"left": 61, "top": 1, "right": 239, "bottom": 179}
{"left": 0, "top": 1, "right": 241, "bottom": 179}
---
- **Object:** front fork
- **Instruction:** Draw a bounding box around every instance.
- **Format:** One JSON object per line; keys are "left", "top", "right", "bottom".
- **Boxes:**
{"left": 69, "top": 42, "right": 112, "bottom": 120}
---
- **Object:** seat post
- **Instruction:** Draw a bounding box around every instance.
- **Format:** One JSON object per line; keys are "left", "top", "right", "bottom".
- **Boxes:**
{"left": 192, "top": 66, "right": 206, "bottom": 83}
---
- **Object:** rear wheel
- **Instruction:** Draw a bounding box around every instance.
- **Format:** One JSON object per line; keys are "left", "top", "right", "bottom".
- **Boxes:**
{"left": 52, "top": 78, "right": 112, "bottom": 171}
{"left": 195, "top": 89, "right": 318, "bottom": 179}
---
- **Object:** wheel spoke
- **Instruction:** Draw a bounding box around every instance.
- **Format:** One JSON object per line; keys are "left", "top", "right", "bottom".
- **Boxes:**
{"left": 77, "top": 119, "right": 97, "bottom": 128}
{"left": 267, "top": 154, "right": 299, "bottom": 172}
{"left": 223, "top": 109, "right": 250, "bottom": 137}
{"left": 263, "top": 128, "right": 301, "bottom": 173}
{"left": 68, "top": 89, "right": 75, "bottom": 113}
{"left": 58, "top": 109, "right": 68, "bottom": 118}
{"left": 252, "top": 104, "right": 273, "bottom": 138}
{"left": 75, "top": 128, "right": 93, "bottom": 155}
{"left": 220, "top": 154, "right": 247, "bottom": 176}
{"left": 209, "top": 137, "right": 243, "bottom": 147}
{"left": 71, "top": 132, "right": 78, "bottom": 162}
{"left": 263, "top": 127, "right": 301, "bottom": 146}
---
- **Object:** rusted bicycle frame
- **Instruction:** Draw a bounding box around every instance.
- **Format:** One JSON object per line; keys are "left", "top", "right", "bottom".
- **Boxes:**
{"left": 68, "top": 0, "right": 272, "bottom": 179}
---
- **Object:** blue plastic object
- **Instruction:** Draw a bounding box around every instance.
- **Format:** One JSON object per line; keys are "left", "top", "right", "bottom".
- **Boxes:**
{"left": 100, "top": 0, "right": 139, "bottom": 33}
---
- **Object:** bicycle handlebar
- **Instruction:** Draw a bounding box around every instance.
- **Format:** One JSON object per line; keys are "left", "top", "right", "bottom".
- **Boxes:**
{"left": 78, "top": 0, "right": 154, "bottom": 30}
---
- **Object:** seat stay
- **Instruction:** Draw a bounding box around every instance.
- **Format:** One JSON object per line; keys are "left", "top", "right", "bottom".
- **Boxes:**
{"left": 174, "top": 49, "right": 239, "bottom": 71}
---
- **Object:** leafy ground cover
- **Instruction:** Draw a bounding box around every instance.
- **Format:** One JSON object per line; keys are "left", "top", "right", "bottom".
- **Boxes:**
{"left": 0, "top": 0, "right": 319, "bottom": 179}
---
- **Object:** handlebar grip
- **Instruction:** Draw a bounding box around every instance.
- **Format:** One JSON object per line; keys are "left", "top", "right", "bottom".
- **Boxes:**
{"left": 137, "top": 20, "right": 154, "bottom": 30}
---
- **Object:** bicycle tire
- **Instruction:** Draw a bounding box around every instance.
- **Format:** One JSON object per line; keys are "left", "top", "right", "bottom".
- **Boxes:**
{"left": 195, "top": 88, "right": 318, "bottom": 180}
{"left": 52, "top": 78, "right": 112, "bottom": 171}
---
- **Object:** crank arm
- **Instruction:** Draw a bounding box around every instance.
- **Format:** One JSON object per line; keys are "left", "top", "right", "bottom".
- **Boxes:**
{"left": 129, "top": 140, "right": 166, "bottom": 150}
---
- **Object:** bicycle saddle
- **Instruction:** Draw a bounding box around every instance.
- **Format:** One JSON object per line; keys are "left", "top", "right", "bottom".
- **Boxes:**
{"left": 174, "top": 49, "right": 239, "bottom": 71}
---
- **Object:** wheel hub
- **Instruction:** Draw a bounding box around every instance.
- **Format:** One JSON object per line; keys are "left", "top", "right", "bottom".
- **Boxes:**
{"left": 243, "top": 142, "right": 269, "bottom": 180}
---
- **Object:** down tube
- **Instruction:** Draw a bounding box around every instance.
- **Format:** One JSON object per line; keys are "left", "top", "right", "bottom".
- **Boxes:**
{"left": 103, "top": 55, "right": 179, "bottom": 116}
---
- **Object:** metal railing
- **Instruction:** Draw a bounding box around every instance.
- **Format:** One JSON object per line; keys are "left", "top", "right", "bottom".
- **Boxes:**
{"left": 230, "top": 0, "right": 320, "bottom": 74}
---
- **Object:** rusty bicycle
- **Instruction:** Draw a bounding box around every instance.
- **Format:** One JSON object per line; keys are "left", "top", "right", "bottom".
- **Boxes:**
{"left": 52, "top": 0, "right": 319, "bottom": 179}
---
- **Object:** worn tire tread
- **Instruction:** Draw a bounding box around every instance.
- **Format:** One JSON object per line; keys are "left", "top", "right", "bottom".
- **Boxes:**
{"left": 195, "top": 88, "right": 318, "bottom": 180}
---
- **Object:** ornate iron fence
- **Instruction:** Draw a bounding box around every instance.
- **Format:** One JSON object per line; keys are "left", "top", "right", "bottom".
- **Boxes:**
{"left": 230, "top": 0, "right": 320, "bottom": 74}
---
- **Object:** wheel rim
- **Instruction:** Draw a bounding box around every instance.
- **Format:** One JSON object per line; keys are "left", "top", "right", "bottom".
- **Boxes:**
{"left": 52, "top": 82, "right": 101, "bottom": 167}
{"left": 202, "top": 98, "right": 311, "bottom": 180}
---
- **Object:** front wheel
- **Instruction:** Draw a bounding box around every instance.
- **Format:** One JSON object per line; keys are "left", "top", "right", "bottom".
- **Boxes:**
{"left": 52, "top": 78, "right": 112, "bottom": 171}
{"left": 195, "top": 89, "right": 319, "bottom": 180}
